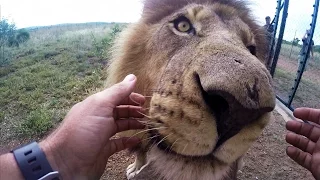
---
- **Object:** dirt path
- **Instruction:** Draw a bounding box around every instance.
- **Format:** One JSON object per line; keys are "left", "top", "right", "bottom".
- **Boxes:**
{"left": 103, "top": 112, "right": 314, "bottom": 180}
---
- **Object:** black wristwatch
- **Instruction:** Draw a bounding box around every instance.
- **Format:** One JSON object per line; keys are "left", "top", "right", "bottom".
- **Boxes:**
{"left": 11, "top": 141, "right": 60, "bottom": 180}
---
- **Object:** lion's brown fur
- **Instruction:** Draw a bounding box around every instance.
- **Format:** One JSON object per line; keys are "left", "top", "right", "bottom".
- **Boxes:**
{"left": 106, "top": 0, "right": 275, "bottom": 179}
{"left": 142, "top": 0, "right": 268, "bottom": 61}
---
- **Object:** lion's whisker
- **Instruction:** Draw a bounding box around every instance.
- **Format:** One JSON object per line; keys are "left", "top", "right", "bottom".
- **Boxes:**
{"left": 182, "top": 143, "right": 189, "bottom": 155}
{"left": 141, "top": 134, "right": 161, "bottom": 142}
{"left": 137, "top": 122, "right": 162, "bottom": 128}
{"left": 137, "top": 111, "right": 152, "bottom": 119}
{"left": 129, "top": 96, "right": 142, "bottom": 106}
{"left": 169, "top": 138, "right": 181, "bottom": 152}
{"left": 130, "top": 127, "right": 168, "bottom": 138}
{"left": 156, "top": 133, "right": 173, "bottom": 147}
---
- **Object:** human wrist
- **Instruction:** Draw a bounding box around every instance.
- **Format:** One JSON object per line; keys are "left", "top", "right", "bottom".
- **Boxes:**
{"left": 39, "top": 139, "right": 74, "bottom": 179}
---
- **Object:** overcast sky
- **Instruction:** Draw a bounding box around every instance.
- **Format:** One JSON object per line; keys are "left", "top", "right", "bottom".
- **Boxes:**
{"left": 1, "top": 0, "right": 319, "bottom": 44}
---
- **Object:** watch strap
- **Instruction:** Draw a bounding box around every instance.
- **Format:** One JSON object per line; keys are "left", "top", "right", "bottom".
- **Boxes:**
{"left": 12, "top": 141, "right": 59, "bottom": 180}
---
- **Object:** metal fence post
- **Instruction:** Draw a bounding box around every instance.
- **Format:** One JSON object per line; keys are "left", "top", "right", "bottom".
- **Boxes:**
{"left": 267, "top": 0, "right": 282, "bottom": 69}
{"left": 287, "top": 0, "right": 319, "bottom": 108}
{"left": 270, "top": 0, "right": 290, "bottom": 77}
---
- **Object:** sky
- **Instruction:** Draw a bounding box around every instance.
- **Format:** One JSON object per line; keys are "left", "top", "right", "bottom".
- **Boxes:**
{"left": 1, "top": 0, "right": 319, "bottom": 44}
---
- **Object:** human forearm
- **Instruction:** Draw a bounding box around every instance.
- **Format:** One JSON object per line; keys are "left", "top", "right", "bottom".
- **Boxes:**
{"left": 0, "top": 153, "right": 24, "bottom": 180}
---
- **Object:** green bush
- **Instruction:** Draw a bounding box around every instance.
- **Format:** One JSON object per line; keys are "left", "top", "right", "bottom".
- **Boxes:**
{"left": 7, "top": 29, "right": 31, "bottom": 48}
{"left": 16, "top": 29, "right": 30, "bottom": 44}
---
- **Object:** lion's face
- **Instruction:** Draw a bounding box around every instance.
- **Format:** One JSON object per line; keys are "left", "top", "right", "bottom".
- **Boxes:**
{"left": 108, "top": 0, "right": 275, "bottom": 159}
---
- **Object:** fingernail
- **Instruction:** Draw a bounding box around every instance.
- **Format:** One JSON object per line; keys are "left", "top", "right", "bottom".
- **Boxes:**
{"left": 124, "top": 74, "right": 136, "bottom": 82}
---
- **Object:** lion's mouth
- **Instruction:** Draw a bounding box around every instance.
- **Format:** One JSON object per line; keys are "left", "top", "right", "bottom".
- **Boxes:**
{"left": 148, "top": 90, "right": 272, "bottom": 156}
{"left": 202, "top": 90, "right": 231, "bottom": 149}
{"left": 147, "top": 91, "right": 231, "bottom": 157}
{"left": 203, "top": 90, "right": 274, "bottom": 150}
{"left": 147, "top": 74, "right": 274, "bottom": 156}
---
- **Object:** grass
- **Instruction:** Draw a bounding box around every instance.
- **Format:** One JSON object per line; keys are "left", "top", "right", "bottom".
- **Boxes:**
{"left": 19, "top": 107, "right": 54, "bottom": 136}
{"left": 280, "top": 43, "right": 320, "bottom": 66}
{"left": 0, "top": 23, "right": 124, "bottom": 145}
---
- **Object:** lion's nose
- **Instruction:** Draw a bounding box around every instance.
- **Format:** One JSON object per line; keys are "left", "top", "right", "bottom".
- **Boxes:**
{"left": 196, "top": 53, "right": 275, "bottom": 111}
{"left": 195, "top": 73, "right": 267, "bottom": 123}
{"left": 202, "top": 90, "right": 230, "bottom": 122}
{"left": 195, "top": 56, "right": 275, "bottom": 125}
{"left": 198, "top": 73, "right": 274, "bottom": 147}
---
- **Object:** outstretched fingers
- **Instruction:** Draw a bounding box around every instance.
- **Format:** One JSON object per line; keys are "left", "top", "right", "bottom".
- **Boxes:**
{"left": 294, "top": 108, "right": 320, "bottom": 125}
{"left": 286, "top": 132, "right": 315, "bottom": 154}
{"left": 286, "top": 120, "right": 320, "bottom": 143}
{"left": 286, "top": 146, "right": 312, "bottom": 171}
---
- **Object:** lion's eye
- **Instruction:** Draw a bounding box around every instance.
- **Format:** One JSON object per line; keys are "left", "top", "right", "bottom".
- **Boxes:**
{"left": 177, "top": 21, "right": 191, "bottom": 32}
{"left": 247, "top": 45, "right": 256, "bottom": 56}
{"left": 173, "top": 17, "right": 193, "bottom": 33}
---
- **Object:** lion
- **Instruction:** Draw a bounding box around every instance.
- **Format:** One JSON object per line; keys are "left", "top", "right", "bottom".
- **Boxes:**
{"left": 106, "top": 0, "right": 276, "bottom": 179}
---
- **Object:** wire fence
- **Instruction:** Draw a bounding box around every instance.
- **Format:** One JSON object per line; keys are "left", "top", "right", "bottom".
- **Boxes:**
{"left": 270, "top": 0, "right": 320, "bottom": 110}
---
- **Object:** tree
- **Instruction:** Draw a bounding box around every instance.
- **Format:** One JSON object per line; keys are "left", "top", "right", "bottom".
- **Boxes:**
{"left": 0, "top": 18, "right": 16, "bottom": 48}
{"left": 0, "top": 19, "right": 30, "bottom": 48}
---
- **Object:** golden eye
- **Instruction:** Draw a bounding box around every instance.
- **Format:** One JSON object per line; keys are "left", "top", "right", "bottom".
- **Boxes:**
{"left": 173, "top": 16, "right": 194, "bottom": 33}
{"left": 177, "top": 21, "right": 191, "bottom": 32}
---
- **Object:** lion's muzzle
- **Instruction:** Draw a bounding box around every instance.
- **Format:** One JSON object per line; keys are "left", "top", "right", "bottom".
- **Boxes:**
{"left": 196, "top": 47, "right": 276, "bottom": 146}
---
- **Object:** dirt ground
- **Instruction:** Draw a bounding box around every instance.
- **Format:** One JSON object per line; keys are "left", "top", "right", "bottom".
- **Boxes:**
{"left": 102, "top": 112, "right": 314, "bottom": 180}
{"left": 273, "top": 55, "right": 320, "bottom": 109}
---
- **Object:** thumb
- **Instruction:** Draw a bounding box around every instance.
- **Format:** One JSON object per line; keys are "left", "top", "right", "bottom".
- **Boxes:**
{"left": 96, "top": 74, "right": 137, "bottom": 107}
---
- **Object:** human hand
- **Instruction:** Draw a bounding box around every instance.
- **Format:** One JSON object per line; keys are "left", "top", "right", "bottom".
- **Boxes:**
{"left": 286, "top": 108, "right": 320, "bottom": 180}
{"left": 41, "top": 74, "right": 146, "bottom": 179}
